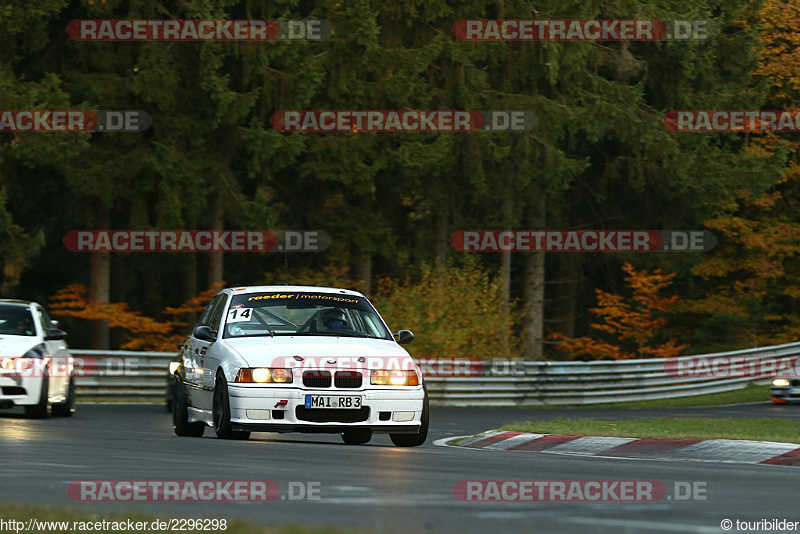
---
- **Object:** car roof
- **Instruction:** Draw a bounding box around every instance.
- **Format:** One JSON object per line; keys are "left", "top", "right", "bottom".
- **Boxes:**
{"left": 0, "top": 299, "right": 35, "bottom": 307}
{"left": 224, "top": 285, "right": 366, "bottom": 298}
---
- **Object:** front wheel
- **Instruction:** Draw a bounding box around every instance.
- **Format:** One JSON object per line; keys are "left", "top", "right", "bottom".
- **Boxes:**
{"left": 390, "top": 386, "right": 429, "bottom": 447}
{"left": 172, "top": 376, "right": 205, "bottom": 437}
{"left": 52, "top": 377, "right": 76, "bottom": 417}
{"left": 212, "top": 372, "right": 250, "bottom": 440}
{"left": 25, "top": 374, "right": 49, "bottom": 419}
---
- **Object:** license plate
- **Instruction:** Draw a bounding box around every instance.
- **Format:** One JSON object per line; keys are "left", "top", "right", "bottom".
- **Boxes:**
{"left": 305, "top": 395, "right": 362, "bottom": 409}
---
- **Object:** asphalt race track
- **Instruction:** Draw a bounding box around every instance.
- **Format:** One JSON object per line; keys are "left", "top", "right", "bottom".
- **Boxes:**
{"left": 1, "top": 403, "right": 798, "bottom": 533}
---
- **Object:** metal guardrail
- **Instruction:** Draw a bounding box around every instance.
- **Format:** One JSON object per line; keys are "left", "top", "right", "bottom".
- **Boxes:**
{"left": 71, "top": 342, "right": 800, "bottom": 406}
{"left": 73, "top": 350, "right": 175, "bottom": 403}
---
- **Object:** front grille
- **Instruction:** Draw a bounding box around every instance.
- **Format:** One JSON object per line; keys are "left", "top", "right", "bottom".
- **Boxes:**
{"left": 334, "top": 371, "right": 362, "bottom": 388}
{"left": 296, "top": 406, "right": 370, "bottom": 423}
{"left": 792, "top": 379, "right": 800, "bottom": 387}
{"left": 303, "top": 371, "right": 332, "bottom": 388}
{"left": 1, "top": 386, "right": 25, "bottom": 395}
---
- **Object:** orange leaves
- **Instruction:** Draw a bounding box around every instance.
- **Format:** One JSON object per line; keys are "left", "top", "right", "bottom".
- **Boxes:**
{"left": 49, "top": 283, "right": 224, "bottom": 351}
{"left": 755, "top": 0, "right": 800, "bottom": 100}
{"left": 685, "top": 1, "right": 800, "bottom": 345}
{"left": 551, "top": 262, "right": 687, "bottom": 360}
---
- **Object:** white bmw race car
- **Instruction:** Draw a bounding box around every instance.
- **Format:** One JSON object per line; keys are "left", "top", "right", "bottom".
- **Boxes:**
{"left": 0, "top": 300, "right": 75, "bottom": 418}
{"left": 172, "top": 286, "right": 428, "bottom": 447}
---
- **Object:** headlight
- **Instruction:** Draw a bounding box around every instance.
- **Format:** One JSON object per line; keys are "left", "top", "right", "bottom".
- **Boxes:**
{"left": 235, "top": 368, "right": 292, "bottom": 383}
{"left": 370, "top": 370, "right": 419, "bottom": 386}
{"left": 1, "top": 358, "right": 35, "bottom": 372}
{"left": 773, "top": 378, "right": 791, "bottom": 387}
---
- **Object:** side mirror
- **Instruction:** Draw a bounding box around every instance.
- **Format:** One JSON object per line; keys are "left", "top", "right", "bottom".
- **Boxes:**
{"left": 193, "top": 325, "right": 215, "bottom": 342}
{"left": 45, "top": 328, "right": 68, "bottom": 341}
{"left": 395, "top": 330, "right": 414, "bottom": 345}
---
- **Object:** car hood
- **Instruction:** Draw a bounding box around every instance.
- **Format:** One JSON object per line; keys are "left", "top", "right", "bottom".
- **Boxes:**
{"left": 0, "top": 336, "right": 41, "bottom": 357}
{"left": 223, "top": 336, "right": 413, "bottom": 370}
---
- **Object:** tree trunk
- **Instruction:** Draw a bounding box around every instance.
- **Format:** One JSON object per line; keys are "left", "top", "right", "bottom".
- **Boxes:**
{"left": 109, "top": 253, "right": 125, "bottom": 348}
{"left": 500, "top": 196, "right": 513, "bottom": 310}
{"left": 356, "top": 251, "right": 372, "bottom": 294}
{"left": 180, "top": 251, "right": 199, "bottom": 328}
{"left": 551, "top": 254, "right": 582, "bottom": 338}
{"left": 434, "top": 194, "right": 449, "bottom": 271}
{"left": 88, "top": 205, "right": 110, "bottom": 349}
{"left": 522, "top": 203, "right": 545, "bottom": 360}
{"left": 206, "top": 196, "right": 224, "bottom": 287}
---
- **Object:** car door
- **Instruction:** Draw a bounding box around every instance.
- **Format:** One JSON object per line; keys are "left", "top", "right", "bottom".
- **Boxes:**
{"left": 36, "top": 306, "right": 69, "bottom": 399}
{"left": 192, "top": 293, "right": 228, "bottom": 411}
{"left": 184, "top": 295, "right": 221, "bottom": 406}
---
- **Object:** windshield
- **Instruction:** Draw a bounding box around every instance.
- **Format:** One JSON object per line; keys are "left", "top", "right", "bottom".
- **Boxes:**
{"left": 223, "top": 292, "right": 393, "bottom": 340}
{"left": 0, "top": 306, "right": 36, "bottom": 337}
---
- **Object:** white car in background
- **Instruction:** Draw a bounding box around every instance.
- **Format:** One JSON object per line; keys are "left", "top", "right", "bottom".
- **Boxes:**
{"left": 770, "top": 371, "right": 800, "bottom": 404}
{"left": 0, "top": 300, "right": 75, "bottom": 418}
{"left": 172, "top": 286, "right": 428, "bottom": 447}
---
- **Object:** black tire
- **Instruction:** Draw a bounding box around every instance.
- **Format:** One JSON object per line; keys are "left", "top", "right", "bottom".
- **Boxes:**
{"left": 166, "top": 378, "right": 174, "bottom": 413}
{"left": 390, "top": 386, "right": 429, "bottom": 447}
{"left": 172, "top": 376, "right": 205, "bottom": 437}
{"left": 52, "top": 377, "right": 76, "bottom": 417}
{"left": 341, "top": 429, "right": 372, "bottom": 445}
{"left": 25, "top": 373, "right": 49, "bottom": 419}
{"left": 212, "top": 372, "right": 250, "bottom": 440}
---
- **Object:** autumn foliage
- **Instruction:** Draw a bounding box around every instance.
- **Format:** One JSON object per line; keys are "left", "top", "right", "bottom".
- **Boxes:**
{"left": 551, "top": 263, "right": 688, "bottom": 360}
{"left": 49, "top": 283, "right": 224, "bottom": 351}
{"left": 373, "top": 263, "right": 520, "bottom": 359}
{"left": 679, "top": 0, "right": 800, "bottom": 346}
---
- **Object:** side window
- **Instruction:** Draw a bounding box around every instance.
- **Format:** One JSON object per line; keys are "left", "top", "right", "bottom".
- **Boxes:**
{"left": 207, "top": 294, "right": 229, "bottom": 333}
{"left": 37, "top": 308, "right": 55, "bottom": 331}
{"left": 197, "top": 295, "right": 223, "bottom": 328}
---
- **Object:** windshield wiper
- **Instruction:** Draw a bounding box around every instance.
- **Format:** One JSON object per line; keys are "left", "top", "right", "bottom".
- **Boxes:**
{"left": 294, "top": 332, "right": 375, "bottom": 339}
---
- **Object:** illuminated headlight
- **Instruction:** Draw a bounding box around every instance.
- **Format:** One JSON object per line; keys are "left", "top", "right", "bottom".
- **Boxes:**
{"left": 169, "top": 361, "right": 180, "bottom": 374}
{"left": 370, "top": 370, "right": 419, "bottom": 386}
{"left": 773, "top": 378, "right": 791, "bottom": 387}
{"left": 251, "top": 368, "right": 271, "bottom": 383}
{"left": 1, "top": 358, "right": 34, "bottom": 372}
{"left": 235, "top": 368, "right": 292, "bottom": 383}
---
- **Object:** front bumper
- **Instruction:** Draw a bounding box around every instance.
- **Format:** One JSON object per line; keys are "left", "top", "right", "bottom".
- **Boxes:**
{"left": 770, "top": 386, "right": 800, "bottom": 403}
{"left": 228, "top": 384, "right": 424, "bottom": 434}
{"left": 0, "top": 373, "right": 43, "bottom": 406}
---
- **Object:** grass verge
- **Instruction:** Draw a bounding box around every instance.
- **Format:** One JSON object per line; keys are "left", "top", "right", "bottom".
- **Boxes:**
{"left": 439, "top": 384, "right": 772, "bottom": 410}
{"left": 500, "top": 417, "right": 800, "bottom": 443}
{"left": 0, "top": 504, "right": 359, "bottom": 534}
{"left": 573, "top": 384, "right": 771, "bottom": 409}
